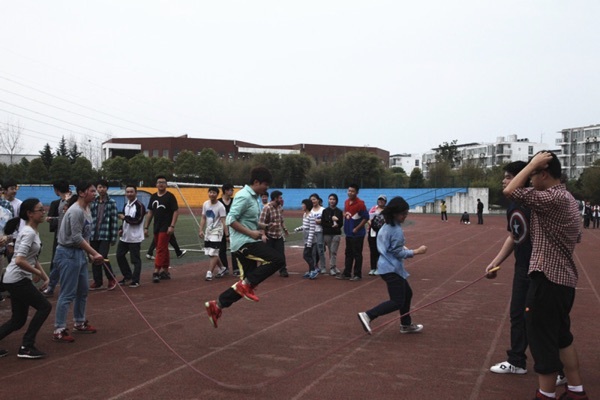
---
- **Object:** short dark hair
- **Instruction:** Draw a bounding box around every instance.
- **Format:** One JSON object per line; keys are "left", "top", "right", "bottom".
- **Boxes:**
{"left": 271, "top": 190, "right": 283, "bottom": 201}
{"left": 3, "top": 179, "right": 17, "bottom": 189}
{"left": 503, "top": 161, "right": 527, "bottom": 177}
{"left": 75, "top": 181, "right": 95, "bottom": 196}
{"left": 381, "top": 196, "right": 409, "bottom": 226}
{"left": 250, "top": 167, "right": 273, "bottom": 185}
{"left": 301, "top": 199, "right": 313, "bottom": 211}
{"left": 125, "top": 184, "right": 137, "bottom": 192}
{"left": 155, "top": 175, "right": 167, "bottom": 182}
{"left": 544, "top": 151, "right": 562, "bottom": 179}
{"left": 96, "top": 179, "right": 109, "bottom": 188}
{"left": 349, "top": 183, "right": 359, "bottom": 193}
{"left": 208, "top": 186, "right": 220, "bottom": 194}
{"left": 53, "top": 180, "right": 70, "bottom": 194}
{"left": 222, "top": 183, "right": 234, "bottom": 191}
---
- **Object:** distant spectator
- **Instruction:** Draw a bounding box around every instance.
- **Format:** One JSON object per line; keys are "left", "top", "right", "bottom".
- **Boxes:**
{"left": 477, "top": 199, "right": 484, "bottom": 224}
{"left": 440, "top": 200, "right": 448, "bottom": 222}
{"left": 116, "top": 185, "right": 146, "bottom": 288}
{"left": 321, "top": 193, "right": 344, "bottom": 276}
{"left": 199, "top": 187, "right": 228, "bottom": 281}
{"left": 309, "top": 193, "right": 326, "bottom": 274}
{"left": 218, "top": 183, "right": 238, "bottom": 276}
{"left": 259, "top": 190, "right": 289, "bottom": 277}
{"left": 460, "top": 211, "right": 470, "bottom": 224}
{"left": 337, "top": 184, "right": 369, "bottom": 281}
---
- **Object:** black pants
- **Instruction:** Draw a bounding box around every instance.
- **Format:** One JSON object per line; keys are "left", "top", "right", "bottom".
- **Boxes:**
{"left": 343, "top": 236, "right": 365, "bottom": 278}
{"left": 526, "top": 272, "right": 575, "bottom": 374}
{"left": 507, "top": 262, "right": 530, "bottom": 369}
{"left": 90, "top": 240, "right": 115, "bottom": 284}
{"left": 366, "top": 273, "right": 413, "bottom": 326}
{"left": 219, "top": 236, "right": 239, "bottom": 272}
{"left": 266, "top": 236, "right": 287, "bottom": 273}
{"left": 50, "top": 232, "right": 59, "bottom": 271}
{"left": 0, "top": 278, "right": 52, "bottom": 348}
{"left": 593, "top": 217, "right": 599, "bottom": 229}
{"left": 218, "top": 242, "right": 285, "bottom": 308}
{"left": 367, "top": 235, "right": 379, "bottom": 271}
{"left": 116, "top": 241, "right": 142, "bottom": 283}
{"left": 477, "top": 212, "right": 483, "bottom": 224}
{"left": 147, "top": 234, "right": 182, "bottom": 255}
{"left": 441, "top": 212, "right": 447, "bottom": 221}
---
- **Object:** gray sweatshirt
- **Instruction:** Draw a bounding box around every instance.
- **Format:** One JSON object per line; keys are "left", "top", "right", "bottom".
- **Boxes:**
{"left": 57, "top": 203, "right": 92, "bottom": 247}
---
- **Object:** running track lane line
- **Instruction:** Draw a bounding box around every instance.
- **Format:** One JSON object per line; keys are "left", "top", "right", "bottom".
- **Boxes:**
{"left": 106, "top": 227, "right": 495, "bottom": 397}
{"left": 575, "top": 252, "right": 600, "bottom": 305}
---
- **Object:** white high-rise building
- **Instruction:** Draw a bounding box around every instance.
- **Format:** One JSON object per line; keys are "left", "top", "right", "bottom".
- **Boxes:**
{"left": 421, "top": 135, "right": 549, "bottom": 177}
{"left": 556, "top": 124, "right": 600, "bottom": 179}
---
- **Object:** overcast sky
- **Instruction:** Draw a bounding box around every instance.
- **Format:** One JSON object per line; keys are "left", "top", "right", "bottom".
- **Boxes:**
{"left": 1, "top": 1, "right": 599, "bottom": 158}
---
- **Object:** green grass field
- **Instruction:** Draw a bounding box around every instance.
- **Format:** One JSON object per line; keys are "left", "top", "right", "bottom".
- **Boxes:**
{"left": 36, "top": 215, "right": 305, "bottom": 272}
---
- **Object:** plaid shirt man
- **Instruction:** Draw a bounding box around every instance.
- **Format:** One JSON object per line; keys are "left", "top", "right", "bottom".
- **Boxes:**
{"left": 90, "top": 194, "right": 119, "bottom": 243}
{"left": 259, "top": 201, "right": 285, "bottom": 239}
{"left": 511, "top": 184, "right": 580, "bottom": 288}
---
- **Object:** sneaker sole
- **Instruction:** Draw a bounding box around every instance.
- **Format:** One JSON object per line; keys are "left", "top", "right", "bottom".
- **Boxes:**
{"left": 18, "top": 354, "right": 46, "bottom": 359}
{"left": 357, "top": 313, "right": 372, "bottom": 335}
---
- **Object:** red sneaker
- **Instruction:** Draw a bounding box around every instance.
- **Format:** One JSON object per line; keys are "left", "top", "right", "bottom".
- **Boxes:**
{"left": 89, "top": 282, "right": 104, "bottom": 290}
{"left": 233, "top": 281, "right": 259, "bottom": 302}
{"left": 73, "top": 321, "right": 97, "bottom": 334}
{"left": 205, "top": 301, "right": 222, "bottom": 328}
{"left": 107, "top": 279, "right": 117, "bottom": 291}
{"left": 53, "top": 328, "right": 75, "bottom": 343}
{"left": 558, "top": 389, "right": 589, "bottom": 400}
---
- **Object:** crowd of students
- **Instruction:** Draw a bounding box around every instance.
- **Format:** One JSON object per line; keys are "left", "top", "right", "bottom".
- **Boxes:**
{"left": 0, "top": 151, "right": 591, "bottom": 399}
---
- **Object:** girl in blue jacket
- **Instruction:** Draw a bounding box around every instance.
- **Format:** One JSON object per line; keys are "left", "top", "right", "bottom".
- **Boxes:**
{"left": 357, "top": 196, "right": 428, "bottom": 334}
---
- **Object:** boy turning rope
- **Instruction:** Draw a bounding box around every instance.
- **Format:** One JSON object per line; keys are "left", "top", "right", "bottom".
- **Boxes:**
{"left": 204, "top": 167, "right": 285, "bottom": 328}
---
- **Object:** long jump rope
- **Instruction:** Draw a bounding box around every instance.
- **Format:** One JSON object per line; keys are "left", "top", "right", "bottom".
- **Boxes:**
{"left": 101, "top": 258, "right": 500, "bottom": 391}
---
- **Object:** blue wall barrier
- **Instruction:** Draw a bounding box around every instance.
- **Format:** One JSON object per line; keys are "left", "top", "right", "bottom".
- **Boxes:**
{"left": 15, "top": 185, "right": 468, "bottom": 211}
{"left": 273, "top": 188, "right": 468, "bottom": 210}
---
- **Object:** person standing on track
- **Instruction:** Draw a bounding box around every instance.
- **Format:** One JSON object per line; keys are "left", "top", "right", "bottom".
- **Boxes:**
{"left": 309, "top": 193, "right": 326, "bottom": 274}
{"left": 43, "top": 180, "right": 71, "bottom": 297}
{"left": 357, "top": 196, "right": 428, "bottom": 335}
{"left": 259, "top": 190, "right": 289, "bottom": 277}
{"left": 218, "top": 183, "right": 238, "bottom": 276}
{"left": 53, "top": 182, "right": 104, "bottom": 343}
{"left": 477, "top": 198, "right": 484, "bottom": 224}
{"left": 504, "top": 151, "right": 588, "bottom": 400}
{"left": 116, "top": 184, "right": 146, "bottom": 288}
{"left": 204, "top": 167, "right": 286, "bottom": 328}
{"left": 89, "top": 180, "right": 119, "bottom": 291}
{"left": 295, "top": 199, "right": 317, "bottom": 279}
{"left": 440, "top": 200, "right": 448, "bottom": 222}
{"left": 321, "top": 193, "right": 344, "bottom": 276}
{"left": 144, "top": 176, "right": 180, "bottom": 283}
{"left": 199, "top": 187, "right": 228, "bottom": 281}
{"left": 337, "top": 184, "right": 369, "bottom": 281}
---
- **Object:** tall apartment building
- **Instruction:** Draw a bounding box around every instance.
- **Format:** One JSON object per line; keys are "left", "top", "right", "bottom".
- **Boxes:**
{"left": 556, "top": 124, "right": 600, "bottom": 179}
{"left": 421, "top": 135, "right": 548, "bottom": 177}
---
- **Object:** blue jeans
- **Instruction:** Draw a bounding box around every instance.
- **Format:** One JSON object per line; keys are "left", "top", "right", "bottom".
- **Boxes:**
{"left": 48, "top": 264, "right": 60, "bottom": 291}
{"left": 54, "top": 246, "right": 90, "bottom": 329}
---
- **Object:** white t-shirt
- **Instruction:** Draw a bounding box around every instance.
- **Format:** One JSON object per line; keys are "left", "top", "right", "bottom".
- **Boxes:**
{"left": 310, "top": 206, "right": 324, "bottom": 233}
{"left": 2, "top": 225, "right": 41, "bottom": 283}
{"left": 202, "top": 200, "right": 226, "bottom": 240}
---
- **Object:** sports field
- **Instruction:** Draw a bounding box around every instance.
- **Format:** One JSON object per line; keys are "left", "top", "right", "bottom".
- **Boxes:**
{"left": 0, "top": 214, "right": 598, "bottom": 399}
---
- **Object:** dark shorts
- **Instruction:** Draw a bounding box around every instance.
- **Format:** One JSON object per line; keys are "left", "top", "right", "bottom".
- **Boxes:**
{"left": 525, "top": 272, "right": 576, "bottom": 374}
{"left": 204, "top": 240, "right": 221, "bottom": 249}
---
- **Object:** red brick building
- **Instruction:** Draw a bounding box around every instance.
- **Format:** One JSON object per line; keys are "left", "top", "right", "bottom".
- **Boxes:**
{"left": 102, "top": 135, "right": 389, "bottom": 166}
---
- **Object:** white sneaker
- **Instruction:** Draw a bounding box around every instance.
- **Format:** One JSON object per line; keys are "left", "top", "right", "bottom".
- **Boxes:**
{"left": 329, "top": 269, "right": 337, "bottom": 276}
{"left": 556, "top": 374, "right": 567, "bottom": 386}
{"left": 215, "top": 267, "right": 227, "bottom": 278}
{"left": 319, "top": 267, "right": 326, "bottom": 274}
{"left": 357, "top": 312, "right": 372, "bottom": 335}
{"left": 205, "top": 271, "right": 213, "bottom": 281}
{"left": 400, "top": 323, "right": 423, "bottom": 334}
{"left": 490, "top": 361, "right": 527, "bottom": 375}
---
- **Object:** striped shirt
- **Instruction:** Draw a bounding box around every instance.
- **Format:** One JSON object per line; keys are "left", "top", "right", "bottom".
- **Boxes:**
{"left": 511, "top": 184, "right": 581, "bottom": 288}
{"left": 295, "top": 213, "right": 315, "bottom": 247}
